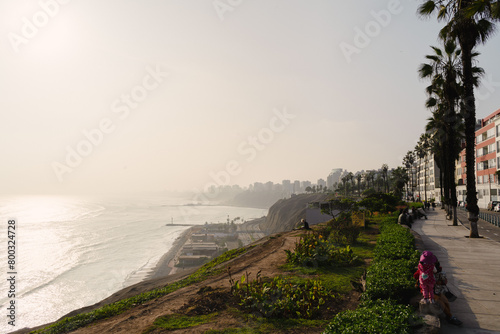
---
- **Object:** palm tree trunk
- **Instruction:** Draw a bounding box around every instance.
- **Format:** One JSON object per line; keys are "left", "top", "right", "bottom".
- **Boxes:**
{"left": 460, "top": 35, "right": 480, "bottom": 238}
{"left": 440, "top": 166, "right": 445, "bottom": 209}
{"left": 443, "top": 140, "right": 451, "bottom": 220}
{"left": 418, "top": 159, "right": 422, "bottom": 201}
{"left": 449, "top": 140, "right": 459, "bottom": 225}
{"left": 449, "top": 126, "right": 459, "bottom": 226}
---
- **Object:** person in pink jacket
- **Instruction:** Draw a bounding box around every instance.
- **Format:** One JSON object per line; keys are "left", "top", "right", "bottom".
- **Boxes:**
{"left": 418, "top": 250, "right": 437, "bottom": 303}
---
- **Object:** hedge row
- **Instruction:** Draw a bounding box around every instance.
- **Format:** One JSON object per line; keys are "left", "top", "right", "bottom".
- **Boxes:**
{"left": 323, "top": 299, "right": 418, "bottom": 334}
{"left": 324, "top": 215, "right": 421, "bottom": 334}
{"left": 365, "top": 219, "right": 420, "bottom": 302}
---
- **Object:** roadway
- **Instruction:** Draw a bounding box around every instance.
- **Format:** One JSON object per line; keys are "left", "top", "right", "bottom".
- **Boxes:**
{"left": 453, "top": 208, "right": 500, "bottom": 243}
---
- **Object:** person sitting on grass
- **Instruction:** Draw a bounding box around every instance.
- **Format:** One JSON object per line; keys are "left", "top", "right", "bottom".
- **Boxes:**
{"left": 294, "top": 218, "right": 311, "bottom": 230}
{"left": 398, "top": 209, "right": 412, "bottom": 228}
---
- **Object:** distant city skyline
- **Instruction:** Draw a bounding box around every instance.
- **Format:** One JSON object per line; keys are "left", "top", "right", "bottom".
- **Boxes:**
{"left": 197, "top": 166, "right": 395, "bottom": 194}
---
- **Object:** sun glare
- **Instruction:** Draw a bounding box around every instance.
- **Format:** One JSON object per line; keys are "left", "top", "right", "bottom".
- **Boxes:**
{"left": 5, "top": 1, "right": 78, "bottom": 59}
{"left": 8, "top": 195, "right": 75, "bottom": 224}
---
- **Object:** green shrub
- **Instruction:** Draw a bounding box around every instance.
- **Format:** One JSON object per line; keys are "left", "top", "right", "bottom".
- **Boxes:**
{"left": 322, "top": 208, "right": 421, "bottom": 333}
{"left": 229, "top": 272, "right": 329, "bottom": 319}
{"left": 359, "top": 193, "right": 400, "bottom": 213}
{"left": 409, "top": 202, "right": 424, "bottom": 209}
{"left": 363, "top": 259, "right": 418, "bottom": 302}
{"left": 374, "top": 224, "right": 419, "bottom": 263}
{"left": 361, "top": 217, "right": 419, "bottom": 303}
{"left": 327, "top": 212, "right": 361, "bottom": 245}
{"left": 284, "top": 232, "right": 358, "bottom": 268}
{"left": 324, "top": 299, "right": 419, "bottom": 334}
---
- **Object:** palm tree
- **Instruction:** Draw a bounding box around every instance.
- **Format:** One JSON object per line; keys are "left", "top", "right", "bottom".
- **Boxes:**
{"left": 391, "top": 166, "right": 410, "bottom": 199}
{"left": 381, "top": 164, "right": 389, "bottom": 193}
{"left": 418, "top": 0, "right": 499, "bottom": 237}
{"left": 420, "top": 39, "right": 470, "bottom": 225}
{"left": 403, "top": 151, "right": 416, "bottom": 199}
{"left": 356, "top": 173, "right": 362, "bottom": 196}
{"left": 341, "top": 175, "right": 349, "bottom": 196}
{"left": 347, "top": 172, "right": 354, "bottom": 195}
{"left": 376, "top": 174, "right": 384, "bottom": 192}
{"left": 366, "top": 170, "right": 376, "bottom": 190}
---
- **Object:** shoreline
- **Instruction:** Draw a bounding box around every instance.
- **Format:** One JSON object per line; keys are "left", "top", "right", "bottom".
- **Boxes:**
{"left": 146, "top": 226, "right": 198, "bottom": 280}
{"left": 144, "top": 216, "right": 268, "bottom": 282}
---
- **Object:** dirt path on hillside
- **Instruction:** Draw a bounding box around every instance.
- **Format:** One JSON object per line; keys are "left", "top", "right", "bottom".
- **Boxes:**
{"left": 67, "top": 231, "right": 303, "bottom": 333}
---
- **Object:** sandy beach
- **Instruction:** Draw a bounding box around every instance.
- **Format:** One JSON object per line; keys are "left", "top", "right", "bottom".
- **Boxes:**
{"left": 146, "top": 226, "right": 201, "bottom": 280}
{"left": 145, "top": 218, "right": 267, "bottom": 281}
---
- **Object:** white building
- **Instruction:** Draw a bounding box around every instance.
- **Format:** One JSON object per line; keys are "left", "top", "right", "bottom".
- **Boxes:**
{"left": 326, "top": 168, "right": 343, "bottom": 190}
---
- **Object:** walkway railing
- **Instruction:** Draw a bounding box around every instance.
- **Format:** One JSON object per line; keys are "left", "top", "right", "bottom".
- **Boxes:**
{"left": 479, "top": 211, "right": 500, "bottom": 227}
{"left": 459, "top": 206, "right": 500, "bottom": 227}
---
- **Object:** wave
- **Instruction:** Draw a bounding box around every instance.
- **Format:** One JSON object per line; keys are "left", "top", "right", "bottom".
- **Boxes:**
{"left": 122, "top": 257, "right": 159, "bottom": 287}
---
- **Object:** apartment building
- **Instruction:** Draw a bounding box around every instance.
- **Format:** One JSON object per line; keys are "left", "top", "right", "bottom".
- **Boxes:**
{"left": 455, "top": 108, "right": 500, "bottom": 208}
{"left": 414, "top": 152, "right": 440, "bottom": 202}
{"left": 456, "top": 148, "right": 467, "bottom": 203}
{"left": 326, "top": 168, "right": 343, "bottom": 189}
{"left": 476, "top": 111, "right": 499, "bottom": 208}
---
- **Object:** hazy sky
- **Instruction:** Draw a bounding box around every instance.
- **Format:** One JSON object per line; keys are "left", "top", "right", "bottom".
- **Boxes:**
{"left": 2, "top": 0, "right": 500, "bottom": 195}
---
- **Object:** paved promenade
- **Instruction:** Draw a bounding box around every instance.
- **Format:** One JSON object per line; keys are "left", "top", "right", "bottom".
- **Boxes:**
{"left": 412, "top": 209, "right": 500, "bottom": 334}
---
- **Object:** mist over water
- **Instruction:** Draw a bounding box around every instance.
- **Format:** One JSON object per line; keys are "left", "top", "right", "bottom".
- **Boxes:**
{"left": 0, "top": 194, "right": 266, "bottom": 332}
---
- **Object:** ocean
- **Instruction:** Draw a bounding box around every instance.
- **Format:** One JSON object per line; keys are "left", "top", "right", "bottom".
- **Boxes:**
{"left": 0, "top": 194, "right": 267, "bottom": 332}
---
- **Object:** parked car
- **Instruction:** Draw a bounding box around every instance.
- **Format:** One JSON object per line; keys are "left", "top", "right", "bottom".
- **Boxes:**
{"left": 488, "top": 201, "right": 499, "bottom": 210}
{"left": 494, "top": 204, "right": 500, "bottom": 212}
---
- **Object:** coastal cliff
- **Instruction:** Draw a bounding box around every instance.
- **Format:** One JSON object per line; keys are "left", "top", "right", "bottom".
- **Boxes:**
{"left": 259, "top": 193, "right": 330, "bottom": 234}
{"left": 223, "top": 189, "right": 285, "bottom": 209}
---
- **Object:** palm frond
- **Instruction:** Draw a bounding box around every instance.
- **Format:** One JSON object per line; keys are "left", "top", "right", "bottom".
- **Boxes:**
{"left": 418, "top": 0, "right": 438, "bottom": 17}
{"left": 476, "top": 18, "right": 496, "bottom": 43}
{"left": 431, "top": 45, "right": 443, "bottom": 56}
{"left": 419, "top": 63, "right": 434, "bottom": 78}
